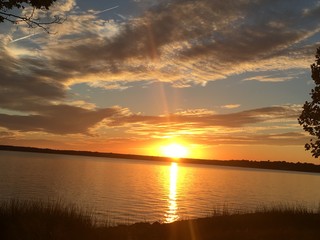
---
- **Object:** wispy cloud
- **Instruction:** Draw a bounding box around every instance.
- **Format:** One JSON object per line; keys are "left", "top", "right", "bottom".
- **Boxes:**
{"left": 243, "top": 76, "right": 294, "bottom": 82}
{"left": 93, "top": 6, "right": 119, "bottom": 15}
{"left": 10, "top": 32, "right": 43, "bottom": 43}
{"left": 0, "top": 104, "right": 300, "bottom": 136}
{"left": 221, "top": 104, "right": 241, "bottom": 109}
{"left": 106, "top": 105, "right": 300, "bottom": 129}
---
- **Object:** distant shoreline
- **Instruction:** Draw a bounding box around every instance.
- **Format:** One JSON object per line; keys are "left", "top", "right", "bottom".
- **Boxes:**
{"left": 1, "top": 145, "right": 320, "bottom": 174}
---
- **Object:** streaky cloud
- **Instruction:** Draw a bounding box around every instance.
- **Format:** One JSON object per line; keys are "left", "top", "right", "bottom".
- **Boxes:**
{"left": 94, "top": 5, "right": 119, "bottom": 15}
{"left": 10, "top": 32, "right": 43, "bottom": 43}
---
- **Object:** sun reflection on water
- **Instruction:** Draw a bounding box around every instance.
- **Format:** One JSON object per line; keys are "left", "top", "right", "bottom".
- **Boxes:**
{"left": 165, "top": 162, "right": 179, "bottom": 223}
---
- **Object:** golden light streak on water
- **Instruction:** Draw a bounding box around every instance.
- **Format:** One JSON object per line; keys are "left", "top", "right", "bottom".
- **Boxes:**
{"left": 165, "top": 162, "right": 179, "bottom": 223}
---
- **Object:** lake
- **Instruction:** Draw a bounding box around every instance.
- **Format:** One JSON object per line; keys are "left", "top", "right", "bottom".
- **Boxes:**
{"left": 0, "top": 150, "right": 320, "bottom": 224}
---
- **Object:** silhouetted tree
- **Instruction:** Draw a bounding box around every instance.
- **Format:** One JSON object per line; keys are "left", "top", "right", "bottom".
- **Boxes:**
{"left": 0, "top": 0, "right": 62, "bottom": 32}
{"left": 298, "top": 47, "right": 320, "bottom": 158}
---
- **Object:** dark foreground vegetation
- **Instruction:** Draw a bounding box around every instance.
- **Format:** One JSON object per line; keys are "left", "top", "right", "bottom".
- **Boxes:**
{"left": 2, "top": 144, "right": 320, "bottom": 173}
{"left": 1, "top": 199, "right": 320, "bottom": 240}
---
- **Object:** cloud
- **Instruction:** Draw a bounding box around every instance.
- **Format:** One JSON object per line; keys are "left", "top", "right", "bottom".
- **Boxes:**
{"left": 0, "top": 130, "right": 16, "bottom": 138}
{"left": 87, "top": 81, "right": 131, "bottom": 90}
{"left": 0, "top": 0, "right": 318, "bottom": 109}
{"left": 90, "top": 104, "right": 304, "bottom": 146}
{"left": 3, "top": 0, "right": 318, "bottom": 90}
{"left": 0, "top": 46, "right": 67, "bottom": 113}
{"left": 10, "top": 32, "right": 43, "bottom": 43}
{"left": 0, "top": 103, "right": 306, "bottom": 150}
{"left": 0, "top": 0, "right": 316, "bottom": 140}
{"left": 92, "top": 6, "right": 120, "bottom": 15}
{"left": 243, "top": 76, "right": 294, "bottom": 82}
{"left": 107, "top": 105, "right": 300, "bottom": 129}
{"left": 51, "top": 0, "right": 76, "bottom": 13}
{"left": 191, "top": 131, "right": 309, "bottom": 146}
{"left": 221, "top": 104, "right": 241, "bottom": 109}
{"left": 175, "top": 109, "right": 216, "bottom": 117}
{"left": 0, "top": 105, "right": 121, "bottom": 135}
{"left": 0, "top": 103, "right": 300, "bottom": 137}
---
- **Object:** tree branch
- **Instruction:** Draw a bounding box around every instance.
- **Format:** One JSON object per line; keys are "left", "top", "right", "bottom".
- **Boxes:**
{"left": 0, "top": 9, "right": 64, "bottom": 33}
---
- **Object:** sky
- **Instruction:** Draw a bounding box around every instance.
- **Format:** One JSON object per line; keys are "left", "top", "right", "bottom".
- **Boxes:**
{"left": 0, "top": 0, "right": 320, "bottom": 163}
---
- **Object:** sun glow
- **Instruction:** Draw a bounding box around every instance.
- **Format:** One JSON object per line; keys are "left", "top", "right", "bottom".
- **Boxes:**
{"left": 161, "top": 143, "right": 189, "bottom": 159}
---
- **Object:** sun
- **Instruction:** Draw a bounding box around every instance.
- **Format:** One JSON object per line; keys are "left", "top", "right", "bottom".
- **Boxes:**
{"left": 161, "top": 143, "right": 189, "bottom": 159}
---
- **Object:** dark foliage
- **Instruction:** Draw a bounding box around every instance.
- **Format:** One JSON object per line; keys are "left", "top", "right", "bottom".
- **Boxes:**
{"left": 1, "top": 199, "right": 320, "bottom": 240}
{"left": 0, "top": 0, "right": 55, "bottom": 11}
{"left": 298, "top": 47, "right": 320, "bottom": 158}
{"left": 0, "top": 0, "right": 60, "bottom": 32}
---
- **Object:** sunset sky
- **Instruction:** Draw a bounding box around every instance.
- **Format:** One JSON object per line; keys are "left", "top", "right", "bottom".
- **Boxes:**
{"left": 1, "top": 0, "right": 320, "bottom": 163}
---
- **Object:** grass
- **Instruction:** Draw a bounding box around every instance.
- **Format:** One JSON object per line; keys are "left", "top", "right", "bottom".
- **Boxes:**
{"left": 0, "top": 199, "right": 96, "bottom": 240}
{"left": 0, "top": 199, "right": 320, "bottom": 240}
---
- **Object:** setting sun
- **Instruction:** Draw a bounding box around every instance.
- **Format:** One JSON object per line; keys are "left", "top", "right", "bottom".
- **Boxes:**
{"left": 161, "top": 143, "right": 189, "bottom": 159}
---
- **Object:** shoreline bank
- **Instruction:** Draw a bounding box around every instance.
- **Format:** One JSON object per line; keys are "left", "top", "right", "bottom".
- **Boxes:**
{"left": 1, "top": 144, "right": 320, "bottom": 174}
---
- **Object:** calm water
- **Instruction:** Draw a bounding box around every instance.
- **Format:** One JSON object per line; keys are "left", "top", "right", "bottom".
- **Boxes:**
{"left": 1, "top": 150, "right": 320, "bottom": 224}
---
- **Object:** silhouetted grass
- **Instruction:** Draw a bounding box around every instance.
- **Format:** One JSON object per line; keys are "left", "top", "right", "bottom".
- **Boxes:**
{"left": 0, "top": 199, "right": 97, "bottom": 240}
{"left": 0, "top": 199, "right": 320, "bottom": 240}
